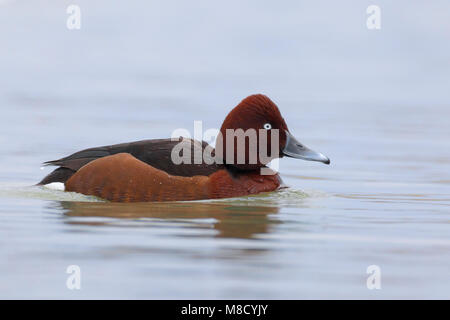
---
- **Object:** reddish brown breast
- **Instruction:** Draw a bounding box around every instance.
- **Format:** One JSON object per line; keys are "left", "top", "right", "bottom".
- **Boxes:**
{"left": 65, "top": 153, "right": 281, "bottom": 202}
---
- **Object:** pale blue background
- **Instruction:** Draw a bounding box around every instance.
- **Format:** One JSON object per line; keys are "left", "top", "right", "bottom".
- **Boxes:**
{"left": 0, "top": 1, "right": 449, "bottom": 299}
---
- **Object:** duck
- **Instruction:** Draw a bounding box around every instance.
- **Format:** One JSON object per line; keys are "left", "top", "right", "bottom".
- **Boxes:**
{"left": 38, "top": 94, "right": 330, "bottom": 202}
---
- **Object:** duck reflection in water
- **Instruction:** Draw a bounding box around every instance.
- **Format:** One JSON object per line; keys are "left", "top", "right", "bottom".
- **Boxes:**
{"left": 54, "top": 200, "right": 281, "bottom": 239}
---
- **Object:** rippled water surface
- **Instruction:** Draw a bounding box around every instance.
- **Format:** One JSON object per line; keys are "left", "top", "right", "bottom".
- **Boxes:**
{"left": 1, "top": 1, "right": 449, "bottom": 299}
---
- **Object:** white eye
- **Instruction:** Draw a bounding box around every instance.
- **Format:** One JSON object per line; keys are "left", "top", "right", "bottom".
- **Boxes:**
{"left": 263, "top": 123, "right": 272, "bottom": 130}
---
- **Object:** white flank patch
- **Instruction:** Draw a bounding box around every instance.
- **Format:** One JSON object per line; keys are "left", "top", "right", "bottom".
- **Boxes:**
{"left": 43, "top": 182, "right": 65, "bottom": 191}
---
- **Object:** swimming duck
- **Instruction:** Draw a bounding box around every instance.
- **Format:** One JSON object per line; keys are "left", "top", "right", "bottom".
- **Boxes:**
{"left": 38, "top": 94, "right": 330, "bottom": 202}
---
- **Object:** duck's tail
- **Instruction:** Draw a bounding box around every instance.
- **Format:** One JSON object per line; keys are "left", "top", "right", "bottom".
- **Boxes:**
{"left": 37, "top": 167, "right": 76, "bottom": 185}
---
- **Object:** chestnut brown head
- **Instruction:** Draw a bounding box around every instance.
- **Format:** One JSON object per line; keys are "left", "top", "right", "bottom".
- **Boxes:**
{"left": 215, "top": 94, "right": 330, "bottom": 170}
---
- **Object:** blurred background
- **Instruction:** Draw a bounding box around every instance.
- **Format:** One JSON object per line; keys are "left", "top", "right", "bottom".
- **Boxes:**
{"left": 0, "top": 0, "right": 449, "bottom": 299}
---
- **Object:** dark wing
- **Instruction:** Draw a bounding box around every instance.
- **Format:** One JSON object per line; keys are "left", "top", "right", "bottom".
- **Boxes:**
{"left": 38, "top": 138, "right": 224, "bottom": 185}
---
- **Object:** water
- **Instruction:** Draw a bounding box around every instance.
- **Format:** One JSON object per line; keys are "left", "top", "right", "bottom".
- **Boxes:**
{"left": 1, "top": 0, "right": 449, "bottom": 299}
